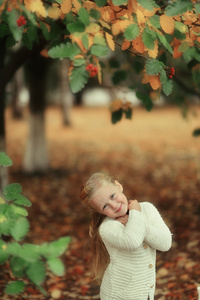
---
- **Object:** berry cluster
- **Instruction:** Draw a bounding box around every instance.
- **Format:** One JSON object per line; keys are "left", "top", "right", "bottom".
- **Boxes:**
{"left": 17, "top": 16, "right": 26, "bottom": 27}
{"left": 168, "top": 67, "right": 175, "bottom": 79}
{"left": 85, "top": 63, "right": 98, "bottom": 77}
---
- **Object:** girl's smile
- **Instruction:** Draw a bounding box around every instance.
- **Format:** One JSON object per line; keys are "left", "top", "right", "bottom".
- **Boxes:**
{"left": 90, "top": 181, "right": 128, "bottom": 218}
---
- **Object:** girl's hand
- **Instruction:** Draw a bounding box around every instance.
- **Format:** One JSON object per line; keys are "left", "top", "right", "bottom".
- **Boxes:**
{"left": 128, "top": 200, "right": 141, "bottom": 212}
{"left": 115, "top": 214, "right": 129, "bottom": 226}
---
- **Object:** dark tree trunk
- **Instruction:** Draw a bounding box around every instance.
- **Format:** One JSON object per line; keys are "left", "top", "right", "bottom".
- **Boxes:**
{"left": 23, "top": 55, "right": 50, "bottom": 173}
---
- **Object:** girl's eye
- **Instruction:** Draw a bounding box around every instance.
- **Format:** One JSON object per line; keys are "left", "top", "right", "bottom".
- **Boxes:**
{"left": 103, "top": 204, "right": 108, "bottom": 210}
{"left": 110, "top": 193, "right": 115, "bottom": 200}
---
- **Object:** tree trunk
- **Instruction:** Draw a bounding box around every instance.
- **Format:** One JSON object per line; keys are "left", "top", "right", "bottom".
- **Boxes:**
{"left": 59, "top": 59, "right": 74, "bottom": 126}
{"left": 23, "top": 55, "right": 50, "bottom": 173}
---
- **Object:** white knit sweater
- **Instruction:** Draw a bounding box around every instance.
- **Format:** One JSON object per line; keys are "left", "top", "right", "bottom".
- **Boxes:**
{"left": 99, "top": 202, "right": 172, "bottom": 300}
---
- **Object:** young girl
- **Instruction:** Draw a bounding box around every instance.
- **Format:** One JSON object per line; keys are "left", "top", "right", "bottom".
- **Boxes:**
{"left": 80, "top": 172, "right": 172, "bottom": 300}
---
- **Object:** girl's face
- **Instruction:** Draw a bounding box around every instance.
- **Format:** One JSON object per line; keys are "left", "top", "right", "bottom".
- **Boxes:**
{"left": 90, "top": 181, "right": 128, "bottom": 218}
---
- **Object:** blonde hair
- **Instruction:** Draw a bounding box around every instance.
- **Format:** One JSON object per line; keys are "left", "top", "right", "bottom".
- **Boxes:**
{"left": 80, "top": 172, "right": 116, "bottom": 281}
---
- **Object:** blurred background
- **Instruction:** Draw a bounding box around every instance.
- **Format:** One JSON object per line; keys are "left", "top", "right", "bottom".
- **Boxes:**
{"left": 1, "top": 46, "right": 200, "bottom": 299}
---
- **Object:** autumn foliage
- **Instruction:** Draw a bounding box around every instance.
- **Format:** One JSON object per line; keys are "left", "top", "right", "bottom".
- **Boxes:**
{"left": 1, "top": 0, "right": 200, "bottom": 111}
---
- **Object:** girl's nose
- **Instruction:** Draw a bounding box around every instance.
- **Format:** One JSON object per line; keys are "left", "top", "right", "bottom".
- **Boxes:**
{"left": 109, "top": 200, "right": 117, "bottom": 209}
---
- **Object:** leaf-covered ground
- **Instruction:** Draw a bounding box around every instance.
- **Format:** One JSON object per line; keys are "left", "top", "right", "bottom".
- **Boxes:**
{"left": 1, "top": 105, "right": 200, "bottom": 300}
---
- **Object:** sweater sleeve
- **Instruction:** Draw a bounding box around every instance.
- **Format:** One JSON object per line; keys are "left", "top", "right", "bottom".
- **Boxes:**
{"left": 99, "top": 210, "right": 146, "bottom": 251}
{"left": 142, "top": 202, "right": 172, "bottom": 251}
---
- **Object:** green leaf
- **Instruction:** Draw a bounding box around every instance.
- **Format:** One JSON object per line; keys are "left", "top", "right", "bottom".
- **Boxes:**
{"left": 93, "top": 34, "right": 106, "bottom": 46}
{"left": 7, "top": 242, "right": 21, "bottom": 256}
{"left": 67, "top": 21, "right": 85, "bottom": 33}
{"left": 192, "top": 68, "right": 200, "bottom": 85}
{"left": 13, "top": 194, "right": 32, "bottom": 207}
{"left": 112, "top": 0, "right": 127, "bottom": 5}
{"left": 162, "top": 79, "right": 173, "bottom": 96}
{"left": 91, "top": 44, "right": 110, "bottom": 57}
{"left": 182, "top": 47, "right": 195, "bottom": 63}
{"left": 3, "top": 183, "right": 22, "bottom": 201}
{"left": 22, "top": 33, "right": 33, "bottom": 50}
{"left": 39, "top": 21, "right": 50, "bottom": 40}
{"left": 178, "top": 42, "right": 190, "bottom": 52}
{"left": 137, "top": 0, "right": 158, "bottom": 11}
{"left": 112, "top": 109, "right": 123, "bottom": 124}
{"left": 26, "top": 261, "right": 46, "bottom": 285}
{"left": 78, "top": 8, "right": 90, "bottom": 26}
{"left": 10, "top": 257, "right": 27, "bottom": 277}
{"left": 19, "top": 244, "right": 41, "bottom": 262}
{"left": 47, "top": 257, "right": 65, "bottom": 276}
{"left": 95, "top": 0, "right": 107, "bottom": 7}
{"left": 48, "top": 42, "right": 81, "bottom": 59}
{"left": 149, "top": 15, "right": 160, "bottom": 29}
{"left": 193, "top": 128, "right": 200, "bottom": 137}
{"left": 156, "top": 31, "right": 173, "bottom": 54}
{"left": 0, "top": 152, "right": 13, "bottom": 167}
{"left": 10, "top": 204, "right": 28, "bottom": 217}
{"left": 142, "top": 26, "right": 156, "bottom": 50}
{"left": 73, "top": 58, "right": 86, "bottom": 67}
{"left": 165, "top": 0, "right": 193, "bottom": 17}
{"left": 0, "top": 24, "right": 9, "bottom": 38}
{"left": 69, "top": 65, "right": 89, "bottom": 93}
{"left": 159, "top": 69, "right": 168, "bottom": 84}
{"left": 112, "top": 70, "right": 127, "bottom": 85}
{"left": 124, "top": 23, "right": 139, "bottom": 41}
{"left": 48, "top": 237, "right": 71, "bottom": 257}
{"left": 7, "top": 9, "right": 23, "bottom": 41}
{"left": 124, "top": 108, "right": 132, "bottom": 120}
{"left": 145, "top": 59, "right": 164, "bottom": 75}
{"left": 136, "top": 92, "right": 153, "bottom": 111}
{"left": 195, "top": 3, "right": 200, "bottom": 14}
{"left": 10, "top": 217, "right": 30, "bottom": 241}
{"left": 5, "top": 281, "right": 25, "bottom": 295}
{"left": 0, "top": 240, "right": 9, "bottom": 264}
{"left": 90, "top": 9, "right": 101, "bottom": 20}
{"left": 81, "top": 33, "right": 89, "bottom": 50}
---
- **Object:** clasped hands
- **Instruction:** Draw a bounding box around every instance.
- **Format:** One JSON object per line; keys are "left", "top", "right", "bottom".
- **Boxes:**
{"left": 115, "top": 200, "right": 141, "bottom": 226}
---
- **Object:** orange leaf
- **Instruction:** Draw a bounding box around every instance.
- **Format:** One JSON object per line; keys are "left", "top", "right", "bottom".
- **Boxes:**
{"left": 142, "top": 72, "right": 149, "bottom": 84}
{"left": 93, "top": 57, "right": 102, "bottom": 84}
{"left": 72, "top": 0, "right": 81, "bottom": 11}
{"left": 40, "top": 49, "right": 49, "bottom": 58}
{"left": 70, "top": 34, "right": 87, "bottom": 53}
{"left": 147, "top": 40, "right": 158, "bottom": 58}
{"left": 132, "top": 35, "right": 145, "bottom": 53}
{"left": 105, "top": 32, "right": 115, "bottom": 51}
{"left": 121, "top": 40, "right": 130, "bottom": 51}
{"left": 160, "top": 15, "right": 175, "bottom": 34}
{"left": 110, "top": 99, "right": 123, "bottom": 112}
{"left": 148, "top": 75, "right": 161, "bottom": 90}
{"left": 61, "top": 0, "right": 72, "bottom": 14}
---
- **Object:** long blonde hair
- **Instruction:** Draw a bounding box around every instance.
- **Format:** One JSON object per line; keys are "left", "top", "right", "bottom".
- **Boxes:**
{"left": 80, "top": 172, "right": 116, "bottom": 281}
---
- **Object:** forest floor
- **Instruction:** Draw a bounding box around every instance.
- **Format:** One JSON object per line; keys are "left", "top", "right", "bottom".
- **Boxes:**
{"left": 1, "top": 104, "right": 200, "bottom": 300}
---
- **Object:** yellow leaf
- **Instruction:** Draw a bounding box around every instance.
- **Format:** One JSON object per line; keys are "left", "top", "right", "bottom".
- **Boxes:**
{"left": 86, "top": 23, "right": 101, "bottom": 34}
{"left": 99, "top": 20, "right": 111, "bottom": 30}
{"left": 72, "top": 0, "right": 81, "bottom": 11}
{"left": 121, "top": 40, "right": 130, "bottom": 51}
{"left": 24, "top": 0, "right": 47, "bottom": 17}
{"left": 61, "top": 0, "right": 72, "bottom": 14}
{"left": 160, "top": 15, "right": 175, "bottom": 34}
{"left": 48, "top": 3, "right": 61, "bottom": 19}
{"left": 148, "top": 75, "right": 161, "bottom": 90}
{"left": 132, "top": 35, "right": 145, "bottom": 53}
{"left": 136, "top": 8, "right": 146, "bottom": 26}
{"left": 105, "top": 32, "right": 115, "bottom": 51}
{"left": 147, "top": 40, "right": 158, "bottom": 58}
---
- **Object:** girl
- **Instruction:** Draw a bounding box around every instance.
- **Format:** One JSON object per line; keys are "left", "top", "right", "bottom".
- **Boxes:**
{"left": 80, "top": 172, "right": 172, "bottom": 300}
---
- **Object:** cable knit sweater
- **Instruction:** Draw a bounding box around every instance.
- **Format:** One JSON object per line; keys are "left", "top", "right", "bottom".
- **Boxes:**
{"left": 99, "top": 202, "right": 172, "bottom": 300}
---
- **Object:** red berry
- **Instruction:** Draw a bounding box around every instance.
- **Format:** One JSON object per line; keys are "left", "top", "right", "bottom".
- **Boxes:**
{"left": 93, "top": 66, "right": 98, "bottom": 73}
{"left": 169, "top": 74, "right": 173, "bottom": 79}
{"left": 90, "top": 71, "right": 96, "bottom": 77}
{"left": 7, "top": 7, "right": 12, "bottom": 12}
{"left": 88, "top": 63, "right": 93, "bottom": 71}
{"left": 16, "top": 16, "right": 26, "bottom": 27}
